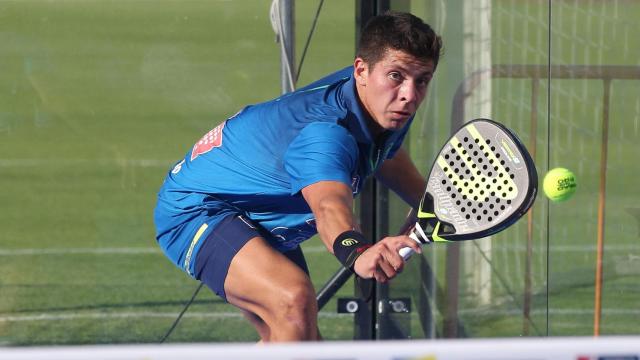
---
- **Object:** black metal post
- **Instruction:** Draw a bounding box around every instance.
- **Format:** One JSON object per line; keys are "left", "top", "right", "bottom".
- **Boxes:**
{"left": 354, "top": 0, "right": 390, "bottom": 340}
{"left": 314, "top": 0, "right": 401, "bottom": 340}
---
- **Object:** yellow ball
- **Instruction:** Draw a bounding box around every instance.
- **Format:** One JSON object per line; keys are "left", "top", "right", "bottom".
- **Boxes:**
{"left": 543, "top": 167, "right": 577, "bottom": 202}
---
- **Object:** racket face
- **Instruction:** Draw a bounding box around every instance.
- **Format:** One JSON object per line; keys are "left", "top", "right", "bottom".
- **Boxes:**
{"left": 418, "top": 119, "right": 537, "bottom": 241}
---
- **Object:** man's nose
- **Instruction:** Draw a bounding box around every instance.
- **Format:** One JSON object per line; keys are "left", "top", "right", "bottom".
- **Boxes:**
{"left": 399, "top": 81, "right": 418, "bottom": 103}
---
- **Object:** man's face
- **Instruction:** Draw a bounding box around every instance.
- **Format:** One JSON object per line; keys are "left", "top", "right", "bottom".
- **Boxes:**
{"left": 354, "top": 49, "right": 435, "bottom": 135}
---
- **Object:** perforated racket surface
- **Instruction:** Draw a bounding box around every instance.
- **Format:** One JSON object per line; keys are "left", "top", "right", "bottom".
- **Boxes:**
{"left": 400, "top": 119, "right": 537, "bottom": 259}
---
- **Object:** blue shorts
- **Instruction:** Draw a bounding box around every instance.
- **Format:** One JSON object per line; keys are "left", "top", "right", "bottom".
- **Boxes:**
{"left": 194, "top": 214, "right": 310, "bottom": 301}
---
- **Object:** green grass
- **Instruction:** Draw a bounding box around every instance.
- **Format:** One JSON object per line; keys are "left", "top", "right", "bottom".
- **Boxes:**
{"left": 1, "top": 0, "right": 639, "bottom": 346}
{"left": 0, "top": 0, "right": 355, "bottom": 345}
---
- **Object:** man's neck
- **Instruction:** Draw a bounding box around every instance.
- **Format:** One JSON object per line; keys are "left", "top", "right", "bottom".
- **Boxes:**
{"left": 366, "top": 117, "right": 385, "bottom": 139}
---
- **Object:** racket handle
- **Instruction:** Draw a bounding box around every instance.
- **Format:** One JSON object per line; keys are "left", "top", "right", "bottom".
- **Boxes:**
{"left": 399, "top": 232, "right": 422, "bottom": 261}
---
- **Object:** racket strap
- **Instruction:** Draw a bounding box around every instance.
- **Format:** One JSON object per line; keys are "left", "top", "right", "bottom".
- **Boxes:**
{"left": 332, "top": 230, "right": 372, "bottom": 271}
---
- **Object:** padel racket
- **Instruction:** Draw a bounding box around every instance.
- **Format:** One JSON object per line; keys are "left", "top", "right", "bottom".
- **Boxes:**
{"left": 400, "top": 118, "right": 538, "bottom": 260}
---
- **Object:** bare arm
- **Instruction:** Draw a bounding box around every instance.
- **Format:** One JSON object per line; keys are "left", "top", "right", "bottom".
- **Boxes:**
{"left": 301, "top": 180, "right": 421, "bottom": 282}
{"left": 301, "top": 180, "right": 356, "bottom": 250}
{"left": 375, "top": 147, "right": 426, "bottom": 209}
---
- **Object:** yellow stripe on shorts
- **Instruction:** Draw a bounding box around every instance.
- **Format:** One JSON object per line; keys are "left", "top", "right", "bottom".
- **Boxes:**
{"left": 184, "top": 223, "right": 208, "bottom": 276}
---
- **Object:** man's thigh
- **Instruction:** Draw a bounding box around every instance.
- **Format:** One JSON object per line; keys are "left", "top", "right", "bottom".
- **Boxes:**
{"left": 195, "top": 214, "right": 310, "bottom": 302}
{"left": 223, "top": 235, "right": 316, "bottom": 321}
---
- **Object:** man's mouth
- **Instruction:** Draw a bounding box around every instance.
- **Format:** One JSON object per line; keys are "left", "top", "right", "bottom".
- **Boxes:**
{"left": 390, "top": 110, "right": 412, "bottom": 119}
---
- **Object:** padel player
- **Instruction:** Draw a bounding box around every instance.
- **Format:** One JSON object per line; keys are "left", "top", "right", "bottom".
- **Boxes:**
{"left": 154, "top": 11, "right": 442, "bottom": 342}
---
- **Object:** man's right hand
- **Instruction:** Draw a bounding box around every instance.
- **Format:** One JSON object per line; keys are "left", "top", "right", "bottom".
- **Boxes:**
{"left": 352, "top": 235, "right": 422, "bottom": 283}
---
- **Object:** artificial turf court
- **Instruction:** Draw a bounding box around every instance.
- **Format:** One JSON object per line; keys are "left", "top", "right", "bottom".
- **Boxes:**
{"left": 1, "top": 0, "right": 639, "bottom": 345}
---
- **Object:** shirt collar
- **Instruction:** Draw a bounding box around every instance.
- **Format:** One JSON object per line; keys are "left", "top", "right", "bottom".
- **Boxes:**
{"left": 340, "top": 74, "right": 375, "bottom": 144}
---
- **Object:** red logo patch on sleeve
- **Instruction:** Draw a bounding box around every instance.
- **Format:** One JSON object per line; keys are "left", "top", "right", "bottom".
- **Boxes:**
{"left": 191, "top": 121, "right": 226, "bottom": 161}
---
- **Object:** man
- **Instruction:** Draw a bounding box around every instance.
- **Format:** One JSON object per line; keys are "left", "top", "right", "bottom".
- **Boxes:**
{"left": 154, "top": 11, "right": 442, "bottom": 342}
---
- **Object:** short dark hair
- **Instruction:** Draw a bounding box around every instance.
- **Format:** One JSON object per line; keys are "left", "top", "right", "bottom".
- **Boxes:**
{"left": 356, "top": 11, "right": 443, "bottom": 68}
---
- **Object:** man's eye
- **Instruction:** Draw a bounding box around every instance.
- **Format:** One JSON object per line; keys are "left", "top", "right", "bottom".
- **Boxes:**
{"left": 389, "top": 72, "right": 402, "bottom": 81}
{"left": 417, "top": 77, "right": 431, "bottom": 87}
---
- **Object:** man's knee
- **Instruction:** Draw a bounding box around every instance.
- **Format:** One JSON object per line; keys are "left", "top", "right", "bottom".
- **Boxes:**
{"left": 273, "top": 279, "right": 317, "bottom": 322}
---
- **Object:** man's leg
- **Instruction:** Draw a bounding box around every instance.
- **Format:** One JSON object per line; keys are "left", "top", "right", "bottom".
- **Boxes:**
{"left": 224, "top": 236, "right": 320, "bottom": 342}
{"left": 240, "top": 310, "right": 270, "bottom": 343}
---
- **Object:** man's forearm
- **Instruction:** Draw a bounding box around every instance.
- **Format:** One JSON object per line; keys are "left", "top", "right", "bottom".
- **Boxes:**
{"left": 375, "top": 148, "right": 426, "bottom": 208}
{"left": 301, "top": 181, "right": 359, "bottom": 251}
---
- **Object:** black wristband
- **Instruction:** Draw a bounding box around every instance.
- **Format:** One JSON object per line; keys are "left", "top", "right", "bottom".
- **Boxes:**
{"left": 332, "top": 230, "right": 372, "bottom": 271}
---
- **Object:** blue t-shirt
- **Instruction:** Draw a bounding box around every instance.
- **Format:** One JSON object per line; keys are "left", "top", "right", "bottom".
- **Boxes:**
{"left": 154, "top": 66, "right": 414, "bottom": 274}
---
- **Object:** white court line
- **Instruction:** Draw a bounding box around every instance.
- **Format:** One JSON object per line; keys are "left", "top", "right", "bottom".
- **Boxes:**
{"left": 0, "top": 244, "right": 634, "bottom": 256}
{"left": 301, "top": 246, "right": 326, "bottom": 253}
{"left": 459, "top": 308, "right": 640, "bottom": 316}
{"left": 461, "top": 244, "right": 640, "bottom": 252}
{"left": 0, "top": 312, "right": 243, "bottom": 322}
{"left": 1, "top": 308, "right": 638, "bottom": 323}
{"left": 0, "top": 311, "right": 345, "bottom": 322}
{"left": 549, "top": 244, "right": 640, "bottom": 252}
{"left": 0, "top": 248, "right": 162, "bottom": 256}
{"left": 0, "top": 246, "right": 328, "bottom": 256}
{"left": 0, "top": 158, "right": 172, "bottom": 168}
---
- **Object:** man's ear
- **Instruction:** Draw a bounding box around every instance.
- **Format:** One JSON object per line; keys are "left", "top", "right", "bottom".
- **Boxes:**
{"left": 353, "top": 58, "right": 368, "bottom": 86}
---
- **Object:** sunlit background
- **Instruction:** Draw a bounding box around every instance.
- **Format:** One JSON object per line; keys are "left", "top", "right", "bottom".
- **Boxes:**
{"left": 0, "top": 0, "right": 638, "bottom": 345}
